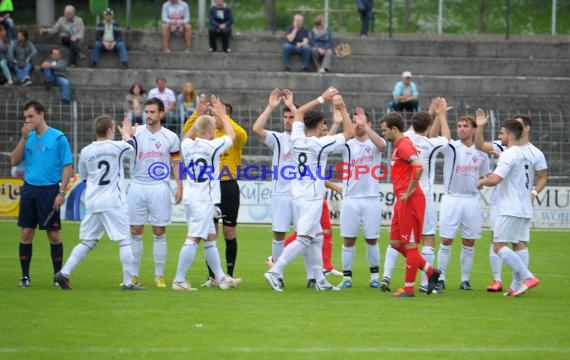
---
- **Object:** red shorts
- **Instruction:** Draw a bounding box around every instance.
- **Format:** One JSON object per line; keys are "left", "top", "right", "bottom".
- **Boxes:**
{"left": 390, "top": 191, "right": 425, "bottom": 244}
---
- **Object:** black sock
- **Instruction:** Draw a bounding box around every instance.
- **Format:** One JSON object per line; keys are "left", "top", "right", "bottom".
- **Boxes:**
{"left": 19, "top": 243, "right": 32, "bottom": 278}
{"left": 206, "top": 262, "right": 215, "bottom": 279}
{"left": 370, "top": 266, "right": 379, "bottom": 274}
{"left": 225, "top": 238, "right": 237, "bottom": 277}
{"left": 50, "top": 243, "right": 64, "bottom": 274}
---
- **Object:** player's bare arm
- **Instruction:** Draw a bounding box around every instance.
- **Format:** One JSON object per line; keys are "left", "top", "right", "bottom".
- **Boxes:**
{"left": 212, "top": 95, "right": 236, "bottom": 141}
{"left": 333, "top": 95, "right": 354, "bottom": 141}
{"left": 252, "top": 88, "right": 281, "bottom": 141}
{"left": 328, "top": 109, "right": 342, "bottom": 135}
{"left": 477, "top": 173, "right": 503, "bottom": 189}
{"left": 400, "top": 158, "right": 423, "bottom": 202}
{"left": 429, "top": 97, "right": 452, "bottom": 139}
{"left": 282, "top": 89, "right": 296, "bottom": 114}
{"left": 474, "top": 108, "right": 495, "bottom": 153}
{"left": 356, "top": 106, "right": 386, "bottom": 151}
{"left": 532, "top": 170, "right": 548, "bottom": 203}
{"left": 325, "top": 180, "right": 342, "bottom": 194}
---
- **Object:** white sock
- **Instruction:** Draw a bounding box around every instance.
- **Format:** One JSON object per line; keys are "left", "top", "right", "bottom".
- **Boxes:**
{"left": 61, "top": 240, "right": 96, "bottom": 277}
{"left": 365, "top": 242, "right": 380, "bottom": 270}
{"left": 420, "top": 246, "right": 434, "bottom": 287}
{"left": 460, "top": 245, "right": 475, "bottom": 282}
{"left": 117, "top": 239, "right": 134, "bottom": 286}
{"left": 497, "top": 247, "right": 533, "bottom": 280}
{"left": 153, "top": 234, "right": 167, "bottom": 277}
{"left": 301, "top": 246, "right": 312, "bottom": 280}
{"left": 272, "top": 237, "right": 310, "bottom": 276}
{"left": 382, "top": 245, "right": 399, "bottom": 279}
{"left": 130, "top": 234, "right": 143, "bottom": 277}
{"left": 204, "top": 241, "right": 226, "bottom": 281}
{"left": 516, "top": 248, "right": 529, "bottom": 268}
{"left": 342, "top": 245, "right": 355, "bottom": 274}
{"left": 174, "top": 240, "right": 197, "bottom": 282}
{"left": 308, "top": 236, "right": 325, "bottom": 283}
{"left": 489, "top": 243, "right": 503, "bottom": 282}
{"left": 437, "top": 244, "right": 451, "bottom": 281}
{"left": 510, "top": 272, "right": 522, "bottom": 291}
{"left": 272, "top": 239, "right": 284, "bottom": 262}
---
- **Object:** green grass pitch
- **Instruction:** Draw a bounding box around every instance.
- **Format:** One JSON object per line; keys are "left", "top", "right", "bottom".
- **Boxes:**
{"left": 1, "top": 221, "right": 569, "bottom": 359}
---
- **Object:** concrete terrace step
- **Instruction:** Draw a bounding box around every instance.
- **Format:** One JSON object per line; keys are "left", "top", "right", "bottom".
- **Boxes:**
{"left": 26, "top": 27, "right": 570, "bottom": 59}
{"left": 5, "top": 85, "right": 570, "bottom": 113}
{"left": 32, "top": 45, "right": 570, "bottom": 77}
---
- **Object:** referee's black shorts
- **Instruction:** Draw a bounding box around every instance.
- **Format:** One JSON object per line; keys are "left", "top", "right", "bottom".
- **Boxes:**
{"left": 18, "top": 183, "right": 61, "bottom": 230}
{"left": 215, "top": 180, "right": 240, "bottom": 227}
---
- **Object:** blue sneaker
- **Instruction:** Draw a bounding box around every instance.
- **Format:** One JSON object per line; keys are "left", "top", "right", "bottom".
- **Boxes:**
{"left": 338, "top": 279, "right": 352, "bottom": 289}
{"left": 369, "top": 279, "right": 381, "bottom": 289}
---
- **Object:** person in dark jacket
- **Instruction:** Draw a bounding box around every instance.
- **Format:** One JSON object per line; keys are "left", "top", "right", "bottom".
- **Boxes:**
{"left": 9, "top": 29, "right": 37, "bottom": 85}
{"left": 91, "top": 8, "right": 128, "bottom": 68}
{"left": 208, "top": 0, "right": 233, "bottom": 53}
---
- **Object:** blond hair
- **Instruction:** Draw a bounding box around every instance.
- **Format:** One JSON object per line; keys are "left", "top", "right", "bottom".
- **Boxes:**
{"left": 194, "top": 115, "right": 215, "bottom": 136}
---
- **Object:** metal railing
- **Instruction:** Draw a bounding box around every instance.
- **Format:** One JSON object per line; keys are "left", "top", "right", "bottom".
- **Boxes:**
{"left": 1, "top": 100, "right": 568, "bottom": 185}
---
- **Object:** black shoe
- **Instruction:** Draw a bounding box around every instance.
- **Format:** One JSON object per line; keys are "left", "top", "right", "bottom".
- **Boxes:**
{"left": 306, "top": 279, "right": 316, "bottom": 289}
{"left": 44, "top": 82, "right": 51, "bottom": 91}
{"left": 380, "top": 276, "right": 391, "bottom": 292}
{"left": 284, "top": 67, "right": 290, "bottom": 72}
{"left": 55, "top": 271, "right": 72, "bottom": 290}
{"left": 427, "top": 269, "right": 442, "bottom": 295}
{"left": 60, "top": 100, "right": 71, "bottom": 105}
{"left": 459, "top": 280, "right": 473, "bottom": 291}
{"left": 435, "top": 279, "right": 446, "bottom": 292}
{"left": 302, "top": 67, "right": 310, "bottom": 72}
{"left": 90, "top": 61, "right": 97, "bottom": 68}
{"left": 19, "top": 276, "right": 31, "bottom": 288}
{"left": 121, "top": 62, "right": 129, "bottom": 69}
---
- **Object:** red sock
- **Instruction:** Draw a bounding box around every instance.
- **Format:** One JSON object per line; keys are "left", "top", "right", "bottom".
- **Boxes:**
{"left": 322, "top": 231, "right": 333, "bottom": 271}
{"left": 404, "top": 254, "right": 418, "bottom": 293}
{"left": 284, "top": 232, "right": 296, "bottom": 247}
{"left": 416, "top": 251, "right": 434, "bottom": 276}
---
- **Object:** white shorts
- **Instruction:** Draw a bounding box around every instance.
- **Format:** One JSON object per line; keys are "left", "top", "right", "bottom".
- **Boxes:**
{"left": 422, "top": 197, "right": 437, "bottom": 235}
{"left": 489, "top": 205, "right": 496, "bottom": 232}
{"left": 493, "top": 215, "right": 530, "bottom": 243}
{"left": 439, "top": 195, "right": 482, "bottom": 240}
{"left": 128, "top": 182, "right": 172, "bottom": 226}
{"left": 340, "top": 197, "right": 381, "bottom": 239}
{"left": 80, "top": 209, "right": 130, "bottom": 241}
{"left": 184, "top": 202, "right": 216, "bottom": 239}
{"left": 271, "top": 194, "right": 294, "bottom": 233}
{"left": 293, "top": 198, "right": 323, "bottom": 238}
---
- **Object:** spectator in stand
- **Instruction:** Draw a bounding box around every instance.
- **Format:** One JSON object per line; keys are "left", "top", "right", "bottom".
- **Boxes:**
{"left": 162, "top": 0, "right": 192, "bottom": 53}
{"left": 282, "top": 14, "right": 311, "bottom": 72}
{"left": 148, "top": 76, "right": 177, "bottom": 131}
{"left": 0, "top": 22, "right": 13, "bottom": 85}
{"left": 310, "top": 15, "right": 333, "bottom": 73}
{"left": 357, "top": 0, "right": 373, "bottom": 37}
{"left": 41, "top": 47, "right": 71, "bottom": 104}
{"left": 9, "top": 30, "right": 37, "bottom": 86}
{"left": 390, "top": 71, "right": 419, "bottom": 113}
{"left": 91, "top": 8, "right": 128, "bottom": 69}
{"left": 39, "top": 5, "right": 85, "bottom": 67}
{"left": 208, "top": 0, "right": 233, "bottom": 53}
{"left": 177, "top": 81, "right": 198, "bottom": 122}
{"left": 0, "top": 0, "right": 15, "bottom": 44}
{"left": 125, "top": 82, "right": 147, "bottom": 125}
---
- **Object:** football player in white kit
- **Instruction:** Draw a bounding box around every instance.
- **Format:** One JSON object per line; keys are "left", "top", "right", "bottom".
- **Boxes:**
{"left": 252, "top": 88, "right": 297, "bottom": 264}
{"left": 172, "top": 96, "right": 242, "bottom": 291}
{"left": 264, "top": 88, "right": 356, "bottom": 292}
{"left": 436, "top": 115, "right": 490, "bottom": 291}
{"left": 55, "top": 115, "right": 144, "bottom": 290}
{"left": 334, "top": 106, "right": 387, "bottom": 289}
{"left": 381, "top": 98, "right": 450, "bottom": 292}
{"left": 477, "top": 120, "right": 540, "bottom": 296}
{"left": 475, "top": 111, "right": 547, "bottom": 294}
{"left": 128, "top": 97, "right": 183, "bottom": 288}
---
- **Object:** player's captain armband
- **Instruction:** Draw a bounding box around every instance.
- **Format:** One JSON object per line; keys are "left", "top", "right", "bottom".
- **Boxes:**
{"left": 170, "top": 151, "right": 181, "bottom": 161}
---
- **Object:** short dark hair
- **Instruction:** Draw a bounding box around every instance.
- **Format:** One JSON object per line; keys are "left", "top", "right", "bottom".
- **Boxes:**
{"left": 24, "top": 100, "right": 45, "bottom": 114}
{"left": 513, "top": 114, "right": 532, "bottom": 128}
{"left": 145, "top": 97, "right": 165, "bottom": 113}
{"left": 304, "top": 110, "right": 325, "bottom": 130}
{"left": 501, "top": 119, "right": 523, "bottom": 140}
{"left": 18, "top": 30, "right": 29, "bottom": 41}
{"left": 457, "top": 115, "right": 477, "bottom": 128}
{"left": 129, "top": 82, "right": 145, "bottom": 95}
{"left": 223, "top": 102, "right": 233, "bottom": 117}
{"left": 94, "top": 115, "right": 115, "bottom": 138}
{"left": 50, "top": 47, "right": 60, "bottom": 55}
{"left": 284, "top": 104, "right": 299, "bottom": 114}
{"left": 155, "top": 76, "right": 166, "bottom": 83}
{"left": 411, "top": 111, "right": 433, "bottom": 133}
{"left": 380, "top": 112, "right": 405, "bottom": 132}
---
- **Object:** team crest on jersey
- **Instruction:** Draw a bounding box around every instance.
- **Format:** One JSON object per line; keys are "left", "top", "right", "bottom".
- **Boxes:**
{"left": 472, "top": 155, "right": 478, "bottom": 163}
{"left": 155, "top": 142, "right": 162, "bottom": 150}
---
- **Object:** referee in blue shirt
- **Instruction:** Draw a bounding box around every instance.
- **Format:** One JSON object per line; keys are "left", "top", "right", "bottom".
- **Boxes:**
{"left": 11, "top": 101, "right": 73, "bottom": 288}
